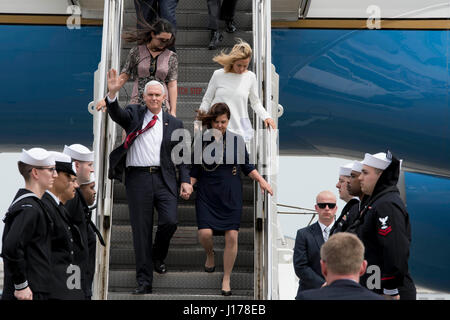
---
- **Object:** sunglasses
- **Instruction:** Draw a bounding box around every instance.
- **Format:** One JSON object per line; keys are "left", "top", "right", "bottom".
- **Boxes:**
{"left": 317, "top": 203, "right": 336, "bottom": 209}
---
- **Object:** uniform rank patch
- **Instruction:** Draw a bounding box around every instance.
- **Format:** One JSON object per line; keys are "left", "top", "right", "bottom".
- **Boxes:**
{"left": 21, "top": 204, "right": 32, "bottom": 208}
{"left": 378, "top": 216, "right": 392, "bottom": 236}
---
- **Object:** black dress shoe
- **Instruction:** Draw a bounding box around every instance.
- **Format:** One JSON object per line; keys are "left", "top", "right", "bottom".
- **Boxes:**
{"left": 208, "top": 31, "right": 223, "bottom": 50}
{"left": 154, "top": 260, "right": 167, "bottom": 274}
{"left": 221, "top": 290, "right": 232, "bottom": 296}
{"left": 225, "top": 20, "right": 236, "bottom": 33}
{"left": 133, "top": 285, "right": 152, "bottom": 295}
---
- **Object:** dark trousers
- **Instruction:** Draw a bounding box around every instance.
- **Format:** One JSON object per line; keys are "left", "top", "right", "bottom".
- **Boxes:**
{"left": 207, "top": 0, "right": 238, "bottom": 30}
{"left": 134, "top": 0, "right": 178, "bottom": 30}
{"left": 125, "top": 167, "right": 178, "bottom": 286}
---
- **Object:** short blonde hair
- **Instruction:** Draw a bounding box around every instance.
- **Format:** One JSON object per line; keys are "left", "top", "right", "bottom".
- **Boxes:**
{"left": 320, "top": 232, "right": 365, "bottom": 275}
{"left": 213, "top": 39, "right": 252, "bottom": 72}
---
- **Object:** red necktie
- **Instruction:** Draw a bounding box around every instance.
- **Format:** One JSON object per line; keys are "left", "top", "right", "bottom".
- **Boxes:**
{"left": 124, "top": 115, "right": 158, "bottom": 149}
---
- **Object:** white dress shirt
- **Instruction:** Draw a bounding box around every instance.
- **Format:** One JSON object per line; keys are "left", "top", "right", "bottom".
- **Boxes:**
{"left": 46, "top": 190, "right": 61, "bottom": 207}
{"left": 318, "top": 221, "right": 334, "bottom": 242}
{"left": 126, "top": 108, "right": 163, "bottom": 167}
{"left": 106, "top": 95, "right": 163, "bottom": 167}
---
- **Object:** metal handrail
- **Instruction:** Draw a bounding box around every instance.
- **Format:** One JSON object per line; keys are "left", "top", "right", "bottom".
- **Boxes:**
{"left": 254, "top": 0, "right": 280, "bottom": 300}
{"left": 277, "top": 203, "right": 316, "bottom": 212}
{"left": 91, "top": 0, "right": 124, "bottom": 300}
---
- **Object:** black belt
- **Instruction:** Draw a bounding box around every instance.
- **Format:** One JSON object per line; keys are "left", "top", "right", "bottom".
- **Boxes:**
{"left": 128, "top": 166, "right": 161, "bottom": 173}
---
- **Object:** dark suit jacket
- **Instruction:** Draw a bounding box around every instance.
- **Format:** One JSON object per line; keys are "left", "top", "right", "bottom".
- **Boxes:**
{"left": 293, "top": 222, "right": 325, "bottom": 295}
{"left": 295, "top": 279, "right": 385, "bottom": 300}
{"left": 106, "top": 98, "right": 190, "bottom": 197}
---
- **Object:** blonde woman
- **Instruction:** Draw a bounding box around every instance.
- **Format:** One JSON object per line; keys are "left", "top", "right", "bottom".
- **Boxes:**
{"left": 199, "top": 40, "right": 276, "bottom": 143}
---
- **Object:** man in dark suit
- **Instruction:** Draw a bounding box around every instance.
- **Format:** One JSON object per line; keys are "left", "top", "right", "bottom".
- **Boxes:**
{"left": 104, "top": 69, "right": 192, "bottom": 294}
{"left": 293, "top": 191, "right": 338, "bottom": 298}
{"left": 296, "top": 232, "right": 385, "bottom": 300}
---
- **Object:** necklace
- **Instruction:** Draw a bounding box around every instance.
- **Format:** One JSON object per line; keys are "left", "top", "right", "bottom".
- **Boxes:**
{"left": 201, "top": 137, "right": 226, "bottom": 172}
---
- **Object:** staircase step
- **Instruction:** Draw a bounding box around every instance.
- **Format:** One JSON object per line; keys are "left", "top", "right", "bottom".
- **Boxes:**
{"left": 109, "top": 246, "right": 254, "bottom": 269}
{"left": 124, "top": 0, "right": 252, "bottom": 12}
{"left": 176, "top": 11, "right": 252, "bottom": 30}
{"left": 113, "top": 181, "right": 254, "bottom": 203}
{"left": 108, "top": 270, "right": 253, "bottom": 290}
{"left": 111, "top": 202, "right": 254, "bottom": 226}
{"left": 108, "top": 288, "right": 252, "bottom": 300}
{"left": 123, "top": 10, "right": 252, "bottom": 30}
{"left": 119, "top": 81, "right": 208, "bottom": 104}
{"left": 110, "top": 225, "right": 254, "bottom": 246}
{"left": 178, "top": 65, "right": 217, "bottom": 82}
{"left": 121, "top": 30, "right": 252, "bottom": 48}
{"left": 177, "top": 48, "right": 223, "bottom": 65}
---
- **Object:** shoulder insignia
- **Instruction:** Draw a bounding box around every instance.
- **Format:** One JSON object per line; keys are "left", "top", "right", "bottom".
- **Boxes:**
{"left": 378, "top": 216, "right": 392, "bottom": 236}
{"left": 21, "top": 204, "right": 33, "bottom": 208}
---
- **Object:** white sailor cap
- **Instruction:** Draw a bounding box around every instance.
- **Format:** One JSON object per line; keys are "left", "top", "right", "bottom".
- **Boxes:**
{"left": 63, "top": 144, "right": 94, "bottom": 162}
{"left": 352, "top": 160, "right": 364, "bottom": 173}
{"left": 80, "top": 172, "right": 96, "bottom": 186}
{"left": 362, "top": 152, "right": 392, "bottom": 170}
{"left": 50, "top": 151, "right": 76, "bottom": 176}
{"left": 19, "top": 148, "right": 55, "bottom": 167}
{"left": 339, "top": 162, "right": 354, "bottom": 176}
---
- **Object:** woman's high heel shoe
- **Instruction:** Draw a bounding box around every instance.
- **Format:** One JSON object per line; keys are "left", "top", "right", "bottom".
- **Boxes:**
{"left": 204, "top": 250, "right": 215, "bottom": 273}
{"left": 221, "top": 277, "right": 232, "bottom": 296}
{"left": 221, "top": 290, "right": 232, "bottom": 296}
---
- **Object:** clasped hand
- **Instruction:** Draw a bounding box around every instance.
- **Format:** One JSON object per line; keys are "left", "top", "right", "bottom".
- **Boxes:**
{"left": 180, "top": 182, "right": 193, "bottom": 200}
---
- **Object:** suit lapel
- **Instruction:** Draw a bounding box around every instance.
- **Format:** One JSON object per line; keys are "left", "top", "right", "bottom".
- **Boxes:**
{"left": 135, "top": 107, "right": 147, "bottom": 131}
{"left": 312, "top": 222, "right": 324, "bottom": 249}
{"left": 161, "top": 111, "right": 170, "bottom": 154}
{"left": 162, "top": 111, "right": 169, "bottom": 140}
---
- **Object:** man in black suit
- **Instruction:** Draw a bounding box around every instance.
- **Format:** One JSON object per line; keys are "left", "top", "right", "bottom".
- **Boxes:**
{"left": 104, "top": 69, "right": 192, "bottom": 294}
{"left": 293, "top": 190, "right": 337, "bottom": 298}
{"left": 296, "top": 232, "right": 385, "bottom": 300}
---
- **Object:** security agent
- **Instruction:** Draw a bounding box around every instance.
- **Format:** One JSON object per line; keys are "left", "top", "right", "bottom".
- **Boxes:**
{"left": 293, "top": 191, "right": 338, "bottom": 298}
{"left": 64, "top": 144, "right": 104, "bottom": 299}
{"left": 41, "top": 151, "right": 85, "bottom": 299}
{"left": 296, "top": 232, "right": 385, "bottom": 300}
{"left": 1, "top": 148, "right": 57, "bottom": 300}
{"left": 355, "top": 151, "right": 416, "bottom": 300}
{"left": 331, "top": 162, "right": 360, "bottom": 235}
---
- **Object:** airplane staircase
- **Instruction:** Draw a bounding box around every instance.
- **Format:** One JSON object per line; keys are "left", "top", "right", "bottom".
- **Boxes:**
{"left": 106, "top": 0, "right": 255, "bottom": 300}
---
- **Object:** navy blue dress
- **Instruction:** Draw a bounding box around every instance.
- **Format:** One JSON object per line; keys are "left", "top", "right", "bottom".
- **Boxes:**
{"left": 191, "top": 131, "right": 255, "bottom": 233}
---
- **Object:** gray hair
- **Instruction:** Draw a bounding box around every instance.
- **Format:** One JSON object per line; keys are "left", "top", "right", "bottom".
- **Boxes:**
{"left": 144, "top": 80, "right": 165, "bottom": 96}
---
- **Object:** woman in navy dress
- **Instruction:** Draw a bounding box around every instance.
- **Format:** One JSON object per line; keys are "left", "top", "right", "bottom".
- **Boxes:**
{"left": 189, "top": 103, "right": 273, "bottom": 296}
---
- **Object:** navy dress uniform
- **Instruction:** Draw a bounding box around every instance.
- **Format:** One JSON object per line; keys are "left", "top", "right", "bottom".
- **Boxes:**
{"left": 350, "top": 151, "right": 416, "bottom": 300}
{"left": 41, "top": 152, "right": 85, "bottom": 299}
{"left": 64, "top": 144, "right": 103, "bottom": 299}
{"left": 330, "top": 198, "right": 359, "bottom": 235}
{"left": 1, "top": 148, "right": 55, "bottom": 300}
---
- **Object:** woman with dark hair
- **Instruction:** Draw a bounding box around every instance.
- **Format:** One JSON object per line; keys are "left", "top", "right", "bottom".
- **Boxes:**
{"left": 97, "top": 18, "right": 178, "bottom": 116}
{"left": 189, "top": 103, "right": 273, "bottom": 296}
